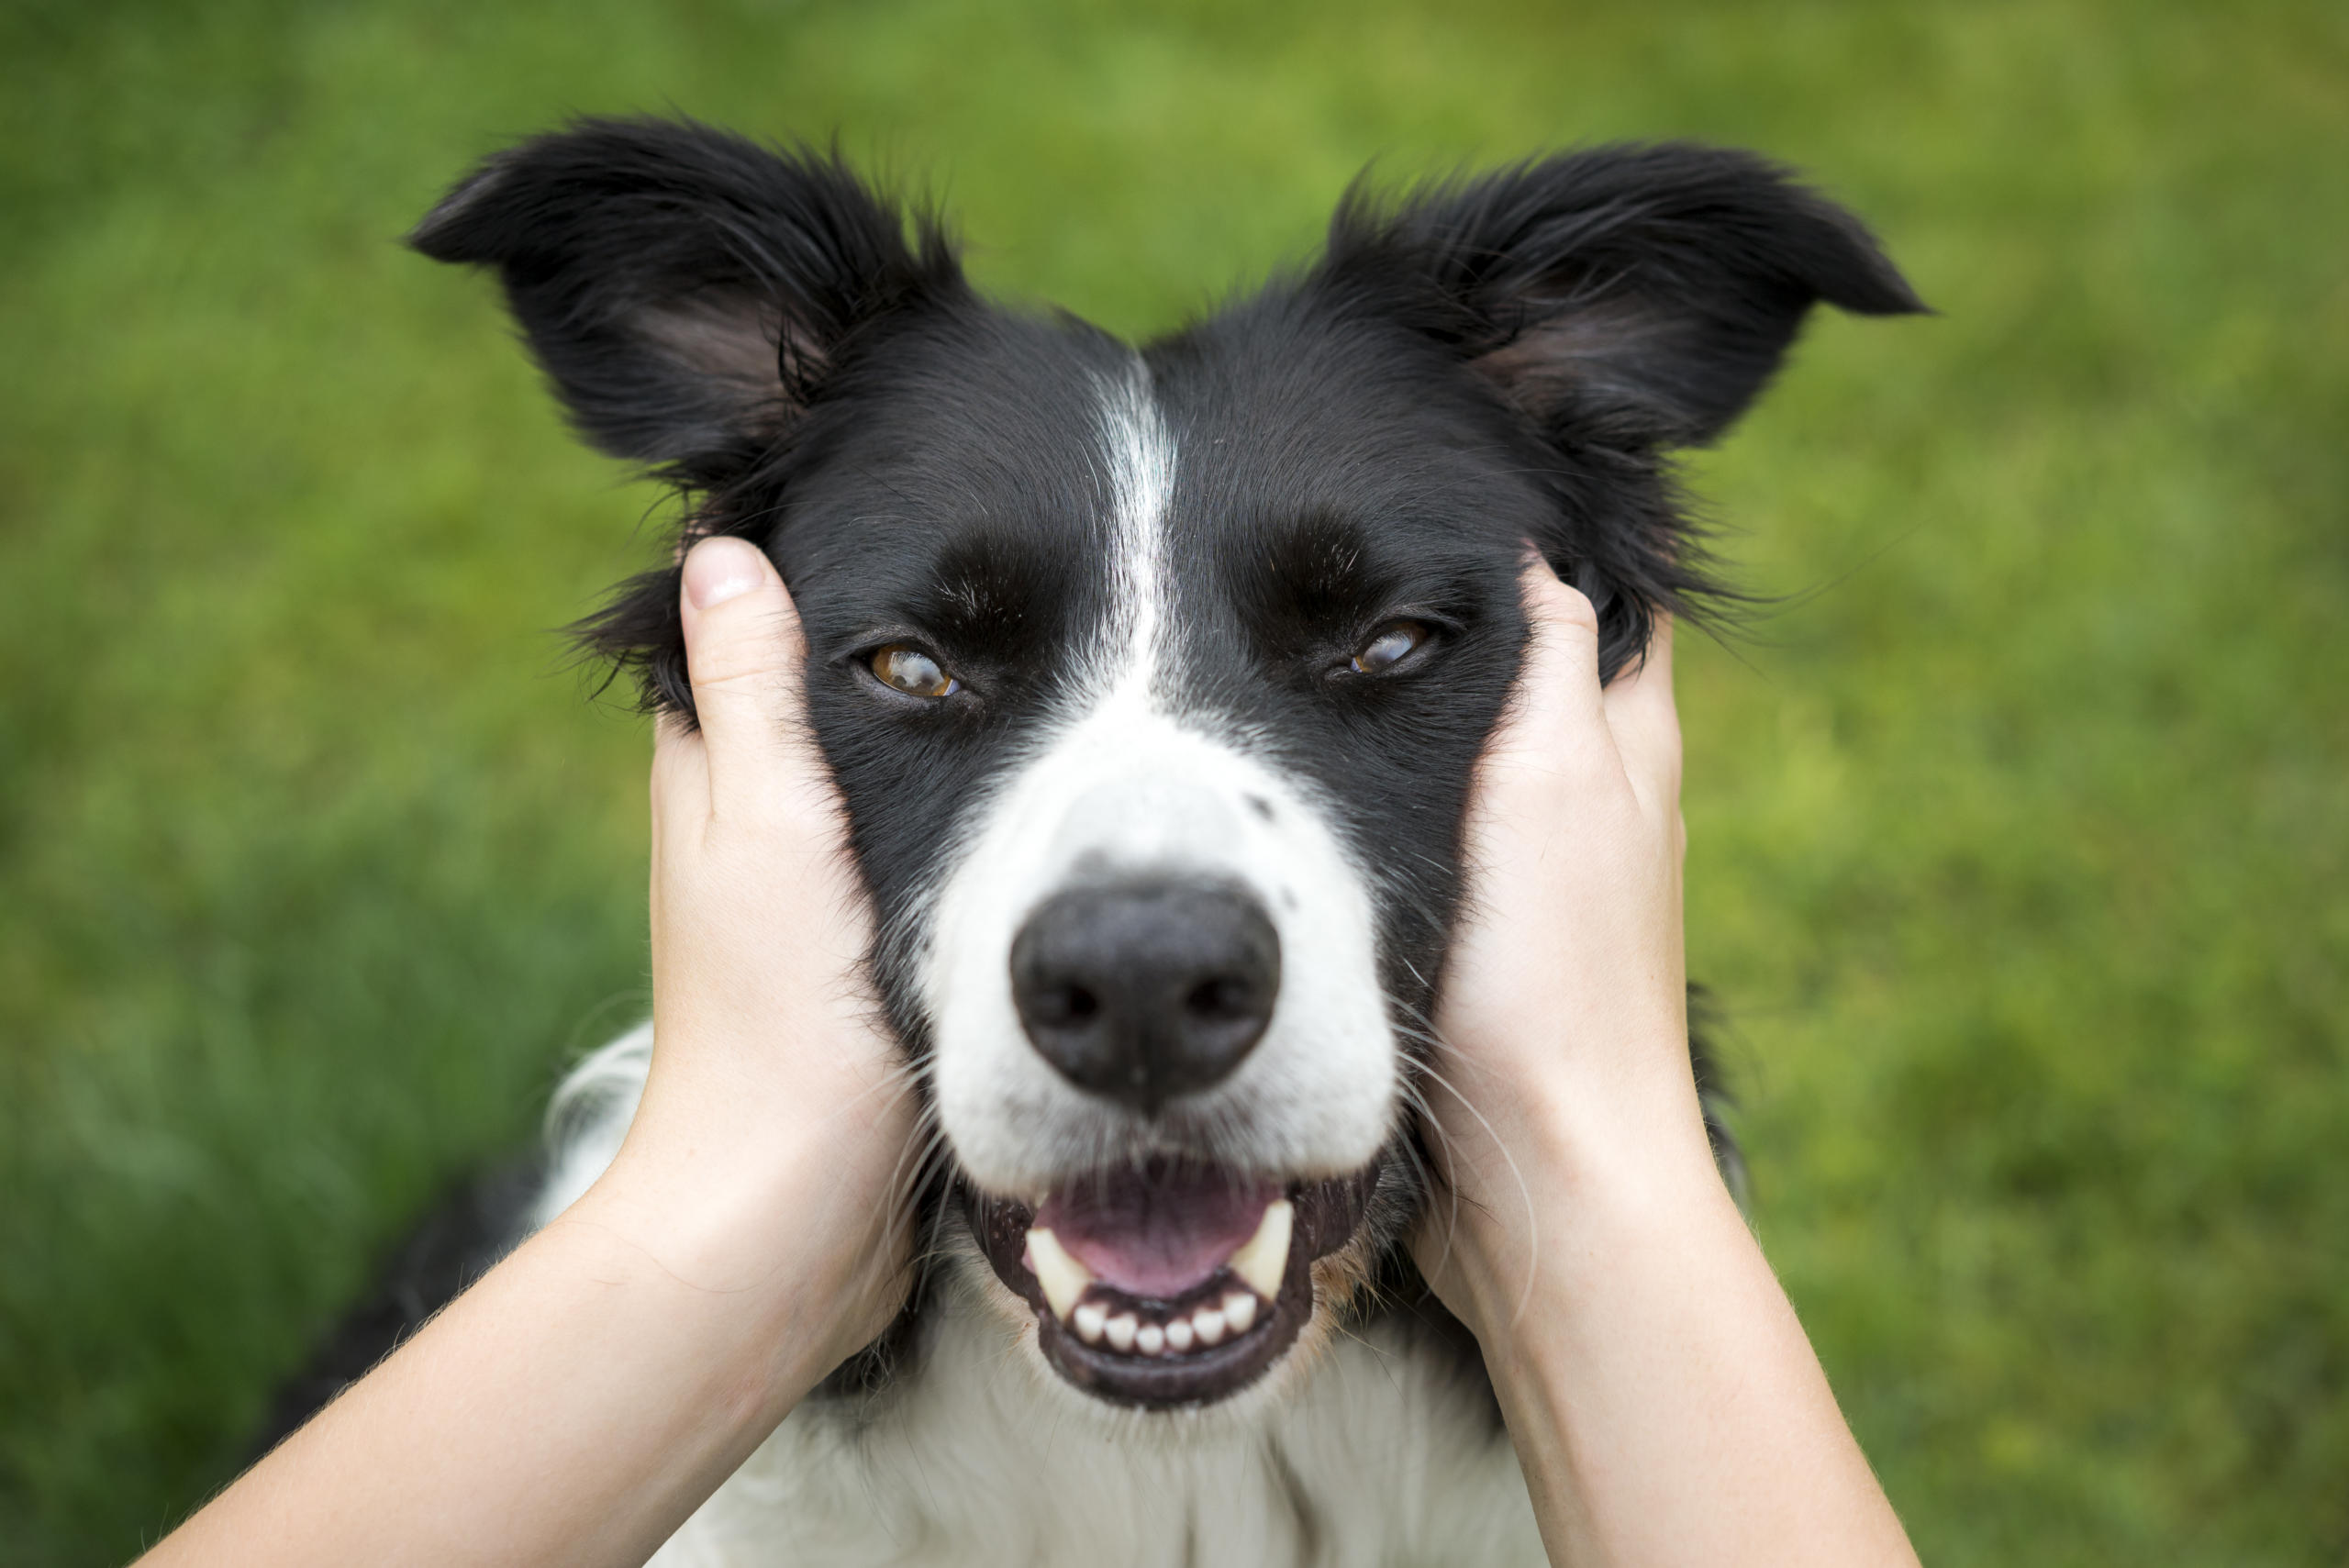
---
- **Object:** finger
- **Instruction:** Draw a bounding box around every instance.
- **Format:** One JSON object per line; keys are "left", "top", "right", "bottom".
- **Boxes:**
{"left": 1484, "top": 556, "right": 1610, "bottom": 775}
{"left": 1602, "top": 613, "right": 1683, "bottom": 820}
{"left": 650, "top": 707, "right": 710, "bottom": 846}
{"left": 678, "top": 536, "right": 808, "bottom": 808}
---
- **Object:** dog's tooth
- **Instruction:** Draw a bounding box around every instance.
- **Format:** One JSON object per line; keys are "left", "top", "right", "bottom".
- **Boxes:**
{"left": 1192, "top": 1306, "right": 1227, "bottom": 1345}
{"left": 1135, "top": 1323, "right": 1166, "bottom": 1357}
{"left": 1163, "top": 1317, "right": 1195, "bottom": 1353}
{"left": 1105, "top": 1313, "right": 1139, "bottom": 1353}
{"left": 1222, "top": 1290, "right": 1258, "bottom": 1335}
{"left": 1228, "top": 1198, "right": 1292, "bottom": 1303}
{"left": 1073, "top": 1302, "right": 1108, "bottom": 1344}
{"left": 1024, "top": 1227, "right": 1093, "bottom": 1322}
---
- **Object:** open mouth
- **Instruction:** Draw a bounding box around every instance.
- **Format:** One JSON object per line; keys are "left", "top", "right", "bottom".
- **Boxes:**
{"left": 965, "top": 1158, "right": 1381, "bottom": 1408}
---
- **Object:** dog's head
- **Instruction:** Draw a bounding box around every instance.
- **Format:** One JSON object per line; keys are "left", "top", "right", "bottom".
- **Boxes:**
{"left": 415, "top": 119, "right": 1919, "bottom": 1410}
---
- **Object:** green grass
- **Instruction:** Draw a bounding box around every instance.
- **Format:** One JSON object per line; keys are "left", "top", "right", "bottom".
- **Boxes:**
{"left": 3, "top": 1, "right": 2343, "bottom": 1561}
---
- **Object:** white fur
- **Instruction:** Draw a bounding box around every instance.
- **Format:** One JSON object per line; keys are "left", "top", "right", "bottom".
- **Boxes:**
{"left": 534, "top": 1048, "right": 1543, "bottom": 1568}
{"left": 529, "top": 1023, "right": 653, "bottom": 1228}
{"left": 924, "top": 363, "right": 1397, "bottom": 1195}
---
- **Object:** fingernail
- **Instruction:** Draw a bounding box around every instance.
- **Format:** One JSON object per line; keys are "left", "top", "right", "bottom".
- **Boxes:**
{"left": 683, "top": 537, "right": 769, "bottom": 610}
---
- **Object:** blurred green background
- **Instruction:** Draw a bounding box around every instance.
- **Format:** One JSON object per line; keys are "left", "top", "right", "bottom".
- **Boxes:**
{"left": 3, "top": 0, "right": 2343, "bottom": 1562}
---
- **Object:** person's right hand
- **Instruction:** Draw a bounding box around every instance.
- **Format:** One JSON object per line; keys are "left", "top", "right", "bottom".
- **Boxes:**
{"left": 1408, "top": 557, "right": 1919, "bottom": 1568}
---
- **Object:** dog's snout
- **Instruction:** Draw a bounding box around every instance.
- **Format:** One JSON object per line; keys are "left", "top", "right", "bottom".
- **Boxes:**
{"left": 1009, "top": 882, "right": 1280, "bottom": 1113}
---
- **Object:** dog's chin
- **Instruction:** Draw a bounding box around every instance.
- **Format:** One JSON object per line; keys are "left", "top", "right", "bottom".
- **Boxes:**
{"left": 963, "top": 1157, "right": 1382, "bottom": 1410}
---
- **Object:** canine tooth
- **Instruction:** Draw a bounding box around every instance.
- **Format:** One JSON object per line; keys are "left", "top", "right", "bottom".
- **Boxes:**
{"left": 1163, "top": 1317, "right": 1195, "bottom": 1352}
{"left": 1222, "top": 1291, "right": 1258, "bottom": 1335}
{"left": 1136, "top": 1323, "right": 1166, "bottom": 1357}
{"left": 1024, "top": 1228, "right": 1093, "bottom": 1323}
{"left": 1192, "top": 1307, "right": 1227, "bottom": 1345}
{"left": 1105, "top": 1313, "right": 1139, "bottom": 1352}
{"left": 1073, "top": 1302, "right": 1108, "bottom": 1344}
{"left": 1228, "top": 1198, "right": 1292, "bottom": 1302}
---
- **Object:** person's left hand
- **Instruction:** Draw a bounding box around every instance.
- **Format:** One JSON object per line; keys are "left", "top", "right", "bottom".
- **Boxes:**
{"left": 591, "top": 536, "right": 920, "bottom": 1372}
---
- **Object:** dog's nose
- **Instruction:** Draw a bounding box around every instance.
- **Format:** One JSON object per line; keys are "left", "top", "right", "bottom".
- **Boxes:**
{"left": 1009, "top": 881, "right": 1281, "bottom": 1113}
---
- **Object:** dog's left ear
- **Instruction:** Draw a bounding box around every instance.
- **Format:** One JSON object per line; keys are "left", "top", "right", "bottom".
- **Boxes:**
{"left": 1322, "top": 144, "right": 1925, "bottom": 673}
{"left": 1332, "top": 143, "right": 1924, "bottom": 448}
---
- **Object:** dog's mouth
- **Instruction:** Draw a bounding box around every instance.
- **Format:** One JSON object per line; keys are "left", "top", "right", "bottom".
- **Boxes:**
{"left": 965, "top": 1157, "right": 1380, "bottom": 1409}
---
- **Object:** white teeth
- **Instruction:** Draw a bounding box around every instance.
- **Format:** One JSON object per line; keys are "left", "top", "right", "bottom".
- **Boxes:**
{"left": 1073, "top": 1302, "right": 1108, "bottom": 1344}
{"left": 1024, "top": 1228, "right": 1094, "bottom": 1323}
{"left": 1034, "top": 1200, "right": 1287, "bottom": 1360}
{"left": 1068, "top": 1298, "right": 1262, "bottom": 1358}
{"left": 1228, "top": 1198, "right": 1292, "bottom": 1302}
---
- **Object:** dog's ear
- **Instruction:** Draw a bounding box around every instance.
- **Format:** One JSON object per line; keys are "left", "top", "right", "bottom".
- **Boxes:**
{"left": 1321, "top": 144, "right": 1924, "bottom": 675}
{"left": 410, "top": 117, "right": 961, "bottom": 492}
{"left": 412, "top": 117, "right": 962, "bottom": 717}
{"left": 1331, "top": 143, "right": 1924, "bottom": 449}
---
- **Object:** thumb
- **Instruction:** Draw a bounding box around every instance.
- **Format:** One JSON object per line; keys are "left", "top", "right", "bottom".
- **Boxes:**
{"left": 1601, "top": 614, "right": 1682, "bottom": 825}
{"left": 1483, "top": 557, "right": 1610, "bottom": 778}
{"left": 678, "top": 536, "right": 808, "bottom": 809}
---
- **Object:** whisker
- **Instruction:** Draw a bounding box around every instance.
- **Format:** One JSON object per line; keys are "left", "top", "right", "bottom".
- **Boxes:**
{"left": 1390, "top": 1079, "right": 1472, "bottom": 1292}
{"left": 1408, "top": 1055, "right": 1542, "bottom": 1329}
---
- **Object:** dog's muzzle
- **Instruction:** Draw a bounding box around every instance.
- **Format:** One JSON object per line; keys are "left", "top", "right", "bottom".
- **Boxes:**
{"left": 928, "top": 716, "right": 1397, "bottom": 1408}
{"left": 966, "top": 873, "right": 1382, "bottom": 1408}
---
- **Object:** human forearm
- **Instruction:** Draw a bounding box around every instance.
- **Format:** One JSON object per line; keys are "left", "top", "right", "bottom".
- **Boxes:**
{"left": 1452, "top": 1090, "right": 1918, "bottom": 1568}
{"left": 146, "top": 1131, "right": 859, "bottom": 1568}
{"left": 143, "top": 541, "right": 913, "bottom": 1567}
{"left": 1420, "top": 563, "right": 1917, "bottom": 1566}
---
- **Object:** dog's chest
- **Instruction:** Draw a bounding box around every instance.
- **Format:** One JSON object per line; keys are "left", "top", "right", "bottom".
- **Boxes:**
{"left": 649, "top": 1295, "right": 1542, "bottom": 1568}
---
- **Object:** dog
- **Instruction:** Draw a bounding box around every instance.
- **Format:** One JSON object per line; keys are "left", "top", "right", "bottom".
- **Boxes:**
{"left": 263, "top": 118, "right": 1920, "bottom": 1564}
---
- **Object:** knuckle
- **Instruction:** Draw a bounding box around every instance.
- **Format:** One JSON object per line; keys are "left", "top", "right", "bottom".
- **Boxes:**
{"left": 1550, "top": 583, "right": 1602, "bottom": 638}
{"left": 691, "top": 661, "right": 784, "bottom": 699}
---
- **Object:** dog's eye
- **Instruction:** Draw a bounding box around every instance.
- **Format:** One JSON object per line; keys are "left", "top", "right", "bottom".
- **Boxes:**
{"left": 1349, "top": 621, "right": 1431, "bottom": 676}
{"left": 869, "top": 643, "right": 961, "bottom": 698}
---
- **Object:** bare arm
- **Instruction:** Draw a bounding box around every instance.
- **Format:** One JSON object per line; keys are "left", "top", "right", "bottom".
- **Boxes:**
{"left": 143, "top": 539, "right": 916, "bottom": 1568}
{"left": 1414, "top": 561, "right": 1920, "bottom": 1568}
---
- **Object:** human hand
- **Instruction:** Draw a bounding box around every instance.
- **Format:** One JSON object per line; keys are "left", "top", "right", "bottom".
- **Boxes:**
{"left": 588, "top": 536, "right": 919, "bottom": 1372}
{"left": 141, "top": 539, "right": 928, "bottom": 1568}
{"left": 1411, "top": 558, "right": 1918, "bottom": 1568}
{"left": 1413, "top": 557, "right": 1715, "bottom": 1344}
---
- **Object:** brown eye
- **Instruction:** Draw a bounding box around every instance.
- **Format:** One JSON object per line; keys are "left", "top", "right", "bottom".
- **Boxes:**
{"left": 1349, "top": 620, "right": 1431, "bottom": 675}
{"left": 869, "top": 643, "right": 960, "bottom": 698}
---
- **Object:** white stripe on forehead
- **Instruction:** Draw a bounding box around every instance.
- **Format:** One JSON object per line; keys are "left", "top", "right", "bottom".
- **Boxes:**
{"left": 1090, "top": 363, "right": 1176, "bottom": 700}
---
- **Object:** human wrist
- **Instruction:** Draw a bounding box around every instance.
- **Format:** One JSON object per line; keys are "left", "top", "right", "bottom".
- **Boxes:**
{"left": 1430, "top": 1042, "right": 1733, "bottom": 1348}
{"left": 565, "top": 1109, "right": 902, "bottom": 1397}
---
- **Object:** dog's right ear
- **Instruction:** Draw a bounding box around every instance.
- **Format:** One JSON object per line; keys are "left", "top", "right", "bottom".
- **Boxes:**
{"left": 410, "top": 117, "right": 961, "bottom": 492}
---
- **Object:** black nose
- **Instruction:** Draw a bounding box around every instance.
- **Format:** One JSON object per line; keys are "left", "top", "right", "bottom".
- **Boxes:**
{"left": 1009, "top": 881, "right": 1281, "bottom": 1113}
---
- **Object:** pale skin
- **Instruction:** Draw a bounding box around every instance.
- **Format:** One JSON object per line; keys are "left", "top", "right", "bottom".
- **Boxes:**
{"left": 142, "top": 537, "right": 1917, "bottom": 1568}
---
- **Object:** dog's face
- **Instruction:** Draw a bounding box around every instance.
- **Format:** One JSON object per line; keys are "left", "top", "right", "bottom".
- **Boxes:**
{"left": 768, "top": 314, "right": 1543, "bottom": 1406}
{"left": 416, "top": 120, "right": 1918, "bottom": 1409}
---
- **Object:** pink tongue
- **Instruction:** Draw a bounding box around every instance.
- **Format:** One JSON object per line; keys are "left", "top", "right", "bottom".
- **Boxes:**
{"left": 1035, "top": 1166, "right": 1278, "bottom": 1299}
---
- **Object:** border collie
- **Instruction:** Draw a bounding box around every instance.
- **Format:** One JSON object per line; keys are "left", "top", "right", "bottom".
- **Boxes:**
{"left": 269, "top": 118, "right": 1920, "bottom": 1564}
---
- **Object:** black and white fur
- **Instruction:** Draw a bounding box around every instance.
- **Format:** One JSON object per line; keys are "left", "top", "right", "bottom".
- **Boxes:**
{"left": 274, "top": 120, "right": 1920, "bottom": 1564}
